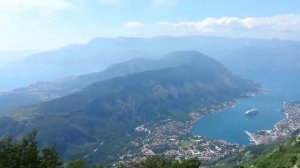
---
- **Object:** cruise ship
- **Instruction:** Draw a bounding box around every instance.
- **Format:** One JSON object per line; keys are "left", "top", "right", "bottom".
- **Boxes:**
{"left": 245, "top": 108, "right": 258, "bottom": 115}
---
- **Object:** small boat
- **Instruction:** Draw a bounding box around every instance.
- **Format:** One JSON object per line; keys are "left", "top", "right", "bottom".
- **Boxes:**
{"left": 245, "top": 108, "right": 258, "bottom": 115}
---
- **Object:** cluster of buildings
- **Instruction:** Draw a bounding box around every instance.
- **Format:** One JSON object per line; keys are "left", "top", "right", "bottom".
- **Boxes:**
{"left": 246, "top": 102, "right": 300, "bottom": 144}
{"left": 116, "top": 101, "right": 242, "bottom": 166}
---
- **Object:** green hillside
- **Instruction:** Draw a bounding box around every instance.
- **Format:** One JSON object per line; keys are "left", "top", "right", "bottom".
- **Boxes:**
{"left": 0, "top": 51, "right": 259, "bottom": 165}
{"left": 246, "top": 135, "right": 300, "bottom": 168}
{"left": 209, "top": 139, "right": 286, "bottom": 168}
{"left": 209, "top": 135, "right": 300, "bottom": 168}
{"left": 0, "top": 51, "right": 188, "bottom": 113}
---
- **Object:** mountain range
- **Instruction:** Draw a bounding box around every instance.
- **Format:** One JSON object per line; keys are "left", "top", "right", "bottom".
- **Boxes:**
{"left": 1, "top": 36, "right": 299, "bottom": 91}
{"left": 0, "top": 51, "right": 259, "bottom": 165}
{"left": 0, "top": 52, "right": 210, "bottom": 113}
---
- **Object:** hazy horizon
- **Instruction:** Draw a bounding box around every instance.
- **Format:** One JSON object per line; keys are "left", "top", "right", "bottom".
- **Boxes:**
{"left": 0, "top": 0, "right": 300, "bottom": 51}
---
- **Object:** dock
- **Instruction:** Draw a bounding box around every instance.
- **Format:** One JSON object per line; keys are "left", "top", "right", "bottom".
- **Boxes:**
{"left": 244, "top": 130, "right": 260, "bottom": 145}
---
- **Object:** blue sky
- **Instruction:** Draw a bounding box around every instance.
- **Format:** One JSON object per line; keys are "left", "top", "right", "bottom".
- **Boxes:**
{"left": 0, "top": 0, "right": 300, "bottom": 51}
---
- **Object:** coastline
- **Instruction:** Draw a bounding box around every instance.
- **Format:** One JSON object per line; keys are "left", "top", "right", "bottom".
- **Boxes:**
{"left": 244, "top": 102, "right": 300, "bottom": 145}
{"left": 115, "top": 100, "right": 242, "bottom": 166}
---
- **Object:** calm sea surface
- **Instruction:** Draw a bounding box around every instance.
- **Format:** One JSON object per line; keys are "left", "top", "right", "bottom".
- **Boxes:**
{"left": 192, "top": 72, "right": 300, "bottom": 145}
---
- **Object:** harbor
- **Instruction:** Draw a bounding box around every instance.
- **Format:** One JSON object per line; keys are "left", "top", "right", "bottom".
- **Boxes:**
{"left": 193, "top": 72, "right": 300, "bottom": 145}
{"left": 244, "top": 131, "right": 259, "bottom": 145}
{"left": 244, "top": 102, "right": 300, "bottom": 144}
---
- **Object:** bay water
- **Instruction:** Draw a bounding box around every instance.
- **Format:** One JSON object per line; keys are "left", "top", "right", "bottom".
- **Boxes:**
{"left": 192, "top": 72, "right": 300, "bottom": 145}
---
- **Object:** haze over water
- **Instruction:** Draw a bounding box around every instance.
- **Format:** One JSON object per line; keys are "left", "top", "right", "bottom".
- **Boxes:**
{"left": 193, "top": 72, "right": 300, "bottom": 145}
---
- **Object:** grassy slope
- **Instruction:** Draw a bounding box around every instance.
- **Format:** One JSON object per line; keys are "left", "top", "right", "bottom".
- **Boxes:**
{"left": 209, "top": 139, "right": 287, "bottom": 168}
{"left": 247, "top": 136, "right": 300, "bottom": 168}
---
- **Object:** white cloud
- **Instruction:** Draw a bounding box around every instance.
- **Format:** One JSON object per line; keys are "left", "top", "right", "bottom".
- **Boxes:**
{"left": 123, "top": 21, "right": 145, "bottom": 29}
{"left": 159, "top": 14, "right": 300, "bottom": 33}
{"left": 122, "top": 15, "right": 300, "bottom": 40}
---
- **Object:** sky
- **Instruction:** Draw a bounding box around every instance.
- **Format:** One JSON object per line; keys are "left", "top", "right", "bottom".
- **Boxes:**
{"left": 0, "top": 0, "right": 300, "bottom": 51}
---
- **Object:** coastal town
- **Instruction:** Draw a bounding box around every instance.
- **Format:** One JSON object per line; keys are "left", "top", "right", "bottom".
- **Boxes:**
{"left": 245, "top": 102, "right": 300, "bottom": 144}
{"left": 115, "top": 101, "right": 244, "bottom": 166}
{"left": 113, "top": 92, "right": 300, "bottom": 167}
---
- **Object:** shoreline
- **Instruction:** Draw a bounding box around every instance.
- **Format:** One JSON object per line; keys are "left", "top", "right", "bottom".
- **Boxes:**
{"left": 116, "top": 100, "right": 242, "bottom": 166}
{"left": 244, "top": 102, "right": 300, "bottom": 145}
{"left": 116, "top": 90, "right": 262, "bottom": 166}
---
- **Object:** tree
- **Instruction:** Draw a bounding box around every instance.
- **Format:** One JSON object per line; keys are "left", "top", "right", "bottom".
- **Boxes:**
{"left": 171, "top": 158, "right": 201, "bottom": 168}
{"left": 67, "top": 159, "right": 88, "bottom": 168}
{"left": 40, "top": 147, "right": 63, "bottom": 168}
{"left": 0, "top": 130, "right": 62, "bottom": 168}
{"left": 66, "top": 159, "right": 104, "bottom": 168}
{"left": 140, "top": 156, "right": 172, "bottom": 168}
{"left": 118, "top": 156, "right": 201, "bottom": 168}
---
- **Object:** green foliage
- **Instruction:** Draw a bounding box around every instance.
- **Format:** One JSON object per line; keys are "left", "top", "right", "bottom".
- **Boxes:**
{"left": 209, "top": 138, "right": 288, "bottom": 168}
{"left": 119, "top": 156, "right": 201, "bottom": 168}
{"left": 171, "top": 158, "right": 201, "bottom": 168}
{"left": 65, "top": 159, "right": 105, "bottom": 168}
{"left": 246, "top": 136, "right": 300, "bottom": 168}
{"left": 0, "top": 130, "right": 62, "bottom": 168}
{"left": 40, "top": 147, "right": 63, "bottom": 168}
{"left": 67, "top": 160, "right": 88, "bottom": 168}
{"left": 138, "top": 156, "right": 173, "bottom": 168}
